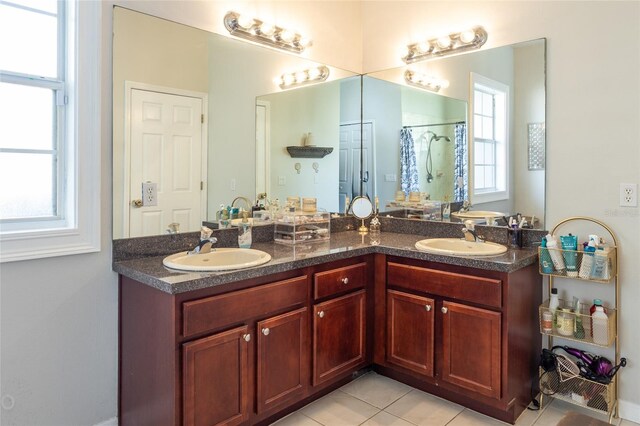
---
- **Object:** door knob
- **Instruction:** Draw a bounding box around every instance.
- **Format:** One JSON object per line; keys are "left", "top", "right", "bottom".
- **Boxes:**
{"left": 243, "top": 333, "right": 251, "bottom": 342}
{"left": 262, "top": 328, "right": 270, "bottom": 336}
{"left": 441, "top": 307, "right": 448, "bottom": 314}
{"left": 131, "top": 199, "right": 143, "bottom": 208}
{"left": 341, "top": 277, "right": 349, "bottom": 284}
{"left": 425, "top": 305, "right": 432, "bottom": 311}
{"left": 317, "top": 311, "right": 325, "bottom": 318}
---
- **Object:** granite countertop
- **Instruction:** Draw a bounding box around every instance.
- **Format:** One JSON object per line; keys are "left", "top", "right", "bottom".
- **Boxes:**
{"left": 113, "top": 231, "right": 539, "bottom": 295}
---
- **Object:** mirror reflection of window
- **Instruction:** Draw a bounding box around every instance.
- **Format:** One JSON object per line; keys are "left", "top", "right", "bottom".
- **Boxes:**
{"left": 472, "top": 73, "right": 509, "bottom": 204}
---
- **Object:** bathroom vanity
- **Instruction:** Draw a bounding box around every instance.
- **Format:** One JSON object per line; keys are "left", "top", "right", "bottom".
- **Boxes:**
{"left": 115, "top": 231, "right": 541, "bottom": 425}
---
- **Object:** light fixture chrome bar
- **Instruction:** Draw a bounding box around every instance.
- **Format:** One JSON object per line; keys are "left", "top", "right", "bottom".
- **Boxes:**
{"left": 404, "top": 70, "right": 449, "bottom": 92}
{"left": 224, "top": 11, "right": 311, "bottom": 53}
{"left": 278, "top": 66, "right": 329, "bottom": 89}
{"left": 402, "top": 26, "right": 487, "bottom": 64}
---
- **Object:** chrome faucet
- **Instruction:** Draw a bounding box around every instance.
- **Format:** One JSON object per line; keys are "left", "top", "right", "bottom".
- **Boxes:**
{"left": 459, "top": 200, "right": 472, "bottom": 213}
{"left": 191, "top": 237, "right": 218, "bottom": 255}
{"left": 461, "top": 220, "right": 483, "bottom": 242}
{"left": 231, "top": 196, "right": 252, "bottom": 211}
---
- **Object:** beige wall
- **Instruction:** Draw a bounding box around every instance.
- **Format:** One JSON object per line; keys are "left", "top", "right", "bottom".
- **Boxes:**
{"left": 260, "top": 81, "right": 342, "bottom": 212}
{"left": 1, "top": 1, "right": 638, "bottom": 425}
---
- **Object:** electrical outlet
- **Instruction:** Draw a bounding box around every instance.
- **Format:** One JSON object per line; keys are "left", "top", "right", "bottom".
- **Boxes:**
{"left": 619, "top": 183, "right": 638, "bottom": 207}
{"left": 278, "top": 176, "right": 286, "bottom": 186}
{"left": 384, "top": 174, "right": 397, "bottom": 182}
{"left": 141, "top": 182, "right": 157, "bottom": 206}
{"left": 230, "top": 179, "right": 236, "bottom": 191}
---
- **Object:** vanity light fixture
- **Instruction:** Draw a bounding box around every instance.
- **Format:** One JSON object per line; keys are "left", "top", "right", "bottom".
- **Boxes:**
{"left": 277, "top": 65, "right": 329, "bottom": 89}
{"left": 224, "top": 11, "right": 311, "bottom": 53}
{"left": 403, "top": 26, "right": 487, "bottom": 63}
{"left": 404, "top": 70, "right": 449, "bottom": 92}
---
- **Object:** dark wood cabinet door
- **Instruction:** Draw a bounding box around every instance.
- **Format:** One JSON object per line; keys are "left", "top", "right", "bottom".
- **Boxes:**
{"left": 257, "top": 307, "right": 309, "bottom": 414}
{"left": 386, "top": 290, "right": 435, "bottom": 377}
{"left": 441, "top": 301, "right": 501, "bottom": 399}
{"left": 313, "top": 290, "right": 366, "bottom": 385}
{"left": 183, "top": 325, "right": 250, "bottom": 426}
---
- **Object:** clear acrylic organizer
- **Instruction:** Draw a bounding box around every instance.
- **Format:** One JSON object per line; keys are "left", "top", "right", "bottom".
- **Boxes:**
{"left": 274, "top": 211, "right": 330, "bottom": 245}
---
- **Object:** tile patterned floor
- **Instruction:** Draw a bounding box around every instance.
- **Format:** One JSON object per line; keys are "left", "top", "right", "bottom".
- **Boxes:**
{"left": 272, "top": 372, "right": 638, "bottom": 426}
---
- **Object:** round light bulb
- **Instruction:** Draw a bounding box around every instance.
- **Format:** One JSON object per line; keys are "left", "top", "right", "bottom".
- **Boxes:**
{"left": 259, "top": 22, "right": 275, "bottom": 36}
{"left": 417, "top": 41, "right": 431, "bottom": 53}
{"left": 460, "top": 30, "right": 476, "bottom": 44}
{"left": 307, "top": 67, "right": 321, "bottom": 79}
{"left": 298, "top": 37, "right": 311, "bottom": 48}
{"left": 237, "top": 15, "right": 255, "bottom": 30}
{"left": 440, "top": 79, "right": 450, "bottom": 89}
{"left": 295, "top": 71, "right": 308, "bottom": 82}
{"left": 282, "top": 74, "right": 295, "bottom": 86}
{"left": 274, "top": 76, "right": 283, "bottom": 85}
{"left": 280, "top": 29, "right": 295, "bottom": 43}
{"left": 437, "top": 36, "right": 452, "bottom": 49}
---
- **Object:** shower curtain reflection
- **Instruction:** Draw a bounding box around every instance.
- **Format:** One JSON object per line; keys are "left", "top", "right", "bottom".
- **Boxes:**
{"left": 399, "top": 128, "right": 419, "bottom": 195}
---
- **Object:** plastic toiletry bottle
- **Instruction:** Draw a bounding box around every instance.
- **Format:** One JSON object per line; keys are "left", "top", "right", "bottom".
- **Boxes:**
{"left": 560, "top": 234, "right": 578, "bottom": 277}
{"left": 545, "top": 234, "right": 566, "bottom": 271}
{"left": 219, "top": 207, "right": 230, "bottom": 229}
{"left": 591, "top": 247, "right": 609, "bottom": 280}
{"left": 548, "top": 288, "right": 560, "bottom": 329}
{"left": 369, "top": 197, "right": 381, "bottom": 245}
{"left": 592, "top": 306, "right": 609, "bottom": 345}
{"left": 579, "top": 239, "right": 596, "bottom": 279}
{"left": 540, "top": 237, "right": 554, "bottom": 273}
{"left": 442, "top": 196, "right": 451, "bottom": 220}
{"left": 573, "top": 298, "right": 585, "bottom": 339}
{"left": 237, "top": 212, "right": 252, "bottom": 248}
{"left": 589, "top": 299, "right": 606, "bottom": 338}
{"left": 557, "top": 308, "right": 575, "bottom": 336}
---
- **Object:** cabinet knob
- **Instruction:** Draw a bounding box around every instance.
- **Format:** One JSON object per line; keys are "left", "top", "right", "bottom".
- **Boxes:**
{"left": 441, "top": 307, "right": 448, "bottom": 314}
{"left": 425, "top": 304, "right": 432, "bottom": 311}
{"left": 341, "top": 277, "right": 349, "bottom": 284}
{"left": 262, "top": 328, "right": 270, "bottom": 336}
{"left": 242, "top": 333, "right": 251, "bottom": 342}
{"left": 317, "top": 311, "right": 325, "bottom": 318}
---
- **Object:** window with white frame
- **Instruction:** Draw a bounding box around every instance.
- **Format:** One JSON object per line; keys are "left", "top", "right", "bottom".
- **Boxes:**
{"left": 471, "top": 73, "right": 509, "bottom": 204}
{"left": 0, "top": 0, "right": 101, "bottom": 262}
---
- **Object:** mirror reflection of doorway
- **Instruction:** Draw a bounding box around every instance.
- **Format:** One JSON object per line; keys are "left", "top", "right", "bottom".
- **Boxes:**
{"left": 339, "top": 122, "right": 374, "bottom": 212}
{"left": 125, "top": 85, "right": 207, "bottom": 237}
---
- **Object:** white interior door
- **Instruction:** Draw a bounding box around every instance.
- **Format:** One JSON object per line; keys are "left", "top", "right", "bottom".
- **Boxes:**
{"left": 129, "top": 89, "right": 203, "bottom": 237}
{"left": 339, "top": 122, "right": 374, "bottom": 212}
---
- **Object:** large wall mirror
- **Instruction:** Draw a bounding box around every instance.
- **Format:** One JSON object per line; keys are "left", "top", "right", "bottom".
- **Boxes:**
{"left": 364, "top": 39, "right": 546, "bottom": 227}
{"left": 112, "top": 7, "right": 358, "bottom": 238}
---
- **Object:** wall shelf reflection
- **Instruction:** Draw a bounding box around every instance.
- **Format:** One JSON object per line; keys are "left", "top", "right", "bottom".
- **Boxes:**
{"left": 286, "top": 146, "right": 333, "bottom": 158}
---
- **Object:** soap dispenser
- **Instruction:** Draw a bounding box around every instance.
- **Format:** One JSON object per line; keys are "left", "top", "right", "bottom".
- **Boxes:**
{"left": 238, "top": 211, "right": 252, "bottom": 248}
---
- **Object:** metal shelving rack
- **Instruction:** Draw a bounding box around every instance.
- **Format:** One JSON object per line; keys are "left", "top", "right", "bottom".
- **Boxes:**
{"left": 538, "top": 217, "right": 620, "bottom": 423}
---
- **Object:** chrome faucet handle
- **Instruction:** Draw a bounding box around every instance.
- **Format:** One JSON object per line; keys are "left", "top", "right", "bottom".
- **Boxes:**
{"left": 166, "top": 222, "right": 180, "bottom": 234}
{"left": 463, "top": 219, "right": 475, "bottom": 231}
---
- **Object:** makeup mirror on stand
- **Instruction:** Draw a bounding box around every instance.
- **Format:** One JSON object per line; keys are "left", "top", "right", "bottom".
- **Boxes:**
{"left": 351, "top": 196, "right": 374, "bottom": 234}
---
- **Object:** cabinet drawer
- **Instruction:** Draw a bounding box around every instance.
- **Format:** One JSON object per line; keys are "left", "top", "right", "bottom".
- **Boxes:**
{"left": 387, "top": 262, "right": 501, "bottom": 308}
{"left": 313, "top": 262, "right": 366, "bottom": 300}
{"left": 182, "top": 276, "right": 308, "bottom": 338}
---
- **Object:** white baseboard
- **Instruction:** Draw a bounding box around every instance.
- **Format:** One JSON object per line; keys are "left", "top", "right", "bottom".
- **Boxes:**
{"left": 619, "top": 400, "right": 640, "bottom": 423}
{"left": 94, "top": 417, "right": 117, "bottom": 426}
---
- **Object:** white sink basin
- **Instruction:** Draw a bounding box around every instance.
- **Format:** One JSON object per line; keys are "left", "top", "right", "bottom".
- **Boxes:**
{"left": 415, "top": 238, "right": 508, "bottom": 256}
{"left": 163, "top": 248, "right": 271, "bottom": 272}
{"left": 451, "top": 210, "right": 504, "bottom": 220}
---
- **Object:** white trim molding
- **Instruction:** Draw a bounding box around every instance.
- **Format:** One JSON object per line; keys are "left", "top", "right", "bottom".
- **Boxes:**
{"left": 93, "top": 417, "right": 118, "bottom": 426}
{"left": 619, "top": 400, "right": 640, "bottom": 423}
{"left": 0, "top": 0, "right": 101, "bottom": 262}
